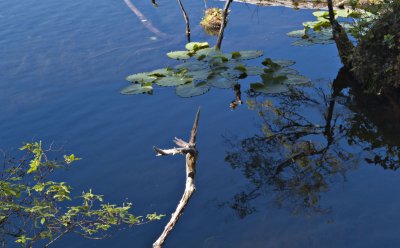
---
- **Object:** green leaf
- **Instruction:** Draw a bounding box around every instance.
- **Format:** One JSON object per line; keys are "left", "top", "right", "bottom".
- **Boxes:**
{"left": 175, "top": 61, "right": 209, "bottom": 71}
{"left": 176, "top": 82, "right": 210, "bottom": 98}
{"left": 232, "top": 50, "right": 263, "bottom": 60}
{"left": 41, "top": 217, "right": 45, "bottom": 225}
{"left": 120, "top": 83, "right": 153, "bottom": 95}
{"left": 287, "top": 29, "right": 307, "bottom": 38}
{"left": 284, "top": 74, "right": 310, "bottom": 85}
{"left": 148, "top": 68, "right": 174, "bottom": 77}
{"left": 166, "top": 51, "right": 191, "bottom": 60}
{"left": 272, "top": 60, "right": 296, "bottom": 68}
{"left": 231, "top": 52, "right": 241, "bottom": 59}
{"left": 244, "top": 66, "right": 265, "bottom": 76}
{"left": 126, "top": 73, "right": 157, "bottom": 83}
{"left": 186, "top": 70, "right": 211, "bottom": 82}
{"left": 185, "top": 42, "right": 209, "bottom": 51}
{"left": 155, "top": 75, "right": 192, "bottom": 87}
{"left": 208, "top": 73, "right": 238, "bottom": 89}
{"left": 250, "top": 82, "right": 289, "bottom": 94}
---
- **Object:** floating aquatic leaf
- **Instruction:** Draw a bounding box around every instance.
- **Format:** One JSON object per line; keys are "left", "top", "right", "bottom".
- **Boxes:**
{"left": 313, "top": 11, "right": 329, "bottom": 18}
{"left": 185, "top": 42, "right": 209, "bottom": 51}
{"left": 274, "top": 67, "right": 300, "bottom": 76}
{"left": 121, "top": 83, "right": 152, "bottom": 95}
{"left": 149, "top": 68, "right": 174, "bottom": 77}
{"left": 232, "top": 50, "right": 264, "bottom": 60}
{"left": 208, "top": 73, "right": 238, "bottom": 89}
{"left": 167, "top": 51, "right": 191, "bottom": 60}
{"left": 272, "top": 60, "right": 296, "bottom": 67}
{"left": 186, "top": 69, "right": 210, "bottom": 82}
{"left": 126, "top": 73, "right": 157, "bottom": 83}
{"left": 175, "top": 61, "right": 209, "bottom": 71}
{"left": 250, "top": 82, "right": 289, "bottom": 94}
{"left": 244, "top": 66, "right": 265, "bottom": 76}
{"left": 285, "top": 74, "right": 310, "bottom": 85}
{"left": 155, "top": 75, "right": 192, "bottom": 86}
{"left": 176, "top": 82, "right": 210, "bottom": 97}
{"left": 287, "top": 29, "right": 306, "bottom": 38}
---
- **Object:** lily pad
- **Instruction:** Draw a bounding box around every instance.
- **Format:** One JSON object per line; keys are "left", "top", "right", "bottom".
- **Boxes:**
{"left": 274, "top": 67, "right": 300, "bottom": 76}
{"left": 285, "top": 74, "right": 310, "bottom": 85}
{"left": 185, "top": 42, "right": 209, "bottom": 51}
{"left": 155, "top": 75, "right": 192, "bottom": 86}
{"left": 272, "top": 60, "right": 296, "bottom": 67}
{"left": 175, "top": 61, "right": 209, "bottom": 71}
{"left": 126, "top": 73, "right": 157, "bottom": 83}
{"left": 121, "top": 83, "right": 152, "bottom": 95}
{"left": 232, "top": 50, "right": 264, "bottom": 60}
{"left": 208, "top": 74, "right": 238, "bottom": 89}
{"left": 167, "top": 51, "right": 191, "bottom": 60}
{"left": 186, "top": 69, "right": 211, "bottom": 82}
{"left": 149, "top": 68, "right": 174, "bottom": 77}
{"left": 176, "top": 82, "right": 210, "bottom": 98}
{"left": 244, "top": 66, "right": 265, "bottom": 76}
{"left": 250, "top": 82, "right": 289, "bottom": 94}
{"left": 287, "top": 29, "right": 307, "bottom": 38}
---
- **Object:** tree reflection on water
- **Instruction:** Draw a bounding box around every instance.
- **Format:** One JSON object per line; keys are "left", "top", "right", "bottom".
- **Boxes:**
{"left": 222, "top": 68, "right": 400, "bottom": 218}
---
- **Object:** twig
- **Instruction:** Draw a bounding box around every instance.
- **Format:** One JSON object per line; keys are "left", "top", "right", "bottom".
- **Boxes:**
{"left": 152, "top": 108, "right": 201, "bottom": 248}
{"left": 216, "top": 0, "right": 233, "bottom": 50}
{"left": 123, "top": 0, "right": 167, "bottom": 37}
{"left": 177, "top": 0, "right": 191, "bottom": 42}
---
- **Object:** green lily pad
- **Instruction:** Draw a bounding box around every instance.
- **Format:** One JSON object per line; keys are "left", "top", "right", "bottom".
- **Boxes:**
{"left": 155, "top": 75, "right": 192, "bottom": 86}
{"left": 284, "top": 74, "right": 310, "bottom": 85}
{"left": 186, "top": 69, "right": 211, "bottom": 82}
{"left": 272, "top": 60, "right": 296, "bottom": 67}
{"left": 126, "top": 73, "right": 157, "bottom": 83}
{"left": 176, "top": 82, "right": 210, "bottom": 98}
{"left": 232, "top": 50, "right": 264, "bottom": 60}
{"left": 274, "top": 67, "right": 300, "bottom": 76}
{"left": 287, "top": 29, "right": 307, "bottom": 38}
{"left": 185, "top": 42, "right": 209, "bottom": 51}
{"left": 149, "top": 68, "right": 174, "bottom": 77}
{"left": 175, "top": 61, "right": 209, "bottom": 71}
{"left": 167, "top": 51, "right": 191, "bottom": 60}
{"left": 244, "top": 66, "right": 265, "bottom": 76}
{"left": 250, "top": 82, "right": 289, "bottom": 94}
{"left": 208, "top": 74, "right": 238, "bottom": 89}
{"left": 121, "top": 83, "right": 152, "bottom": 95}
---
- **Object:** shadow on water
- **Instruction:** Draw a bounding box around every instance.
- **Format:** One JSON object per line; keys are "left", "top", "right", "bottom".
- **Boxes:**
{"left": 221, "top": 67, "right": 400, "bottom": 218}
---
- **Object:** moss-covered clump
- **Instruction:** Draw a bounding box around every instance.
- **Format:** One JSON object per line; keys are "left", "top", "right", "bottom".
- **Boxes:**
{"left": 352, "top": 0, "right": 400, "bottom": 93}
{"left": 200, "top": 8, "right": 225, "bottom": 36}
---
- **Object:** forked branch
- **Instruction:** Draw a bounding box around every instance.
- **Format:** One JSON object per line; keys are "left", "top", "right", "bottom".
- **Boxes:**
{"left": 152, "top": 108, "right": 201, "bottom": 248}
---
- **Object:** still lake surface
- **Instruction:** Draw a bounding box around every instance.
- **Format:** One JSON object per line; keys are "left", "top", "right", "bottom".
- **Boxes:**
{"left": 1, "top": 0, "right": 399, "bottom": 247}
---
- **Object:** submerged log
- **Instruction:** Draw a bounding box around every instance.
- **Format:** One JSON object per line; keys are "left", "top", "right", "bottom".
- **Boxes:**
{"left": 152, "top": 108, "right": 200, "bottom": 248}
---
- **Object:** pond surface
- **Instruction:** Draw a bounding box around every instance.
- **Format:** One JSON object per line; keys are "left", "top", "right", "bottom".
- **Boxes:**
{"left": 1, "top": 0, "right": 399, "bottom": 247}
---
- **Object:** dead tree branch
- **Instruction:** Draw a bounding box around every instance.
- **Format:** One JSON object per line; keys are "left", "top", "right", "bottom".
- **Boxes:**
{"left": 216, "top": 0, "right": 233, "bottom": 50}
{"left": 152, "top": 108, "right": 201, "bottom": 248}
{"left": 177, "top": 0, "right": 191, "bottom": 42}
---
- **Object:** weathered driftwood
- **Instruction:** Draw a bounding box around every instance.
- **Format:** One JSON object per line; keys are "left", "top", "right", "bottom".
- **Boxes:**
{"left": 152, "top": 108, "right": 200, "bottom": 248}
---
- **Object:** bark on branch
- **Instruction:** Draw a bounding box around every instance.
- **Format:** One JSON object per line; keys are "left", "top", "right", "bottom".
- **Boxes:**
{"left": 152, "top": 108, "right": 201, "bottom": 248}
{"left": 216, "top": 0, "right": 233, "bottom": 50}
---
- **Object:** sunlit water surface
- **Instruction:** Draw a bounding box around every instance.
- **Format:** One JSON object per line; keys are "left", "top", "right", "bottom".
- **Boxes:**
{"left": 1, "top": 0, "right": 399, "bottom": 247}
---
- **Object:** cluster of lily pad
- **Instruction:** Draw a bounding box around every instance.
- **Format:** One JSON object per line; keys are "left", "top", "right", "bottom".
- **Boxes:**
{"left": 286, "top": 9, "right": 363, "bottom": 46}
{"left": 122, "top": 42, "right": 310, "bottom": 97}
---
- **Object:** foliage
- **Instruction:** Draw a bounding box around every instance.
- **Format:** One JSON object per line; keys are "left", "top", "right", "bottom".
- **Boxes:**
{"left": 122, "top": 42, "right": 310, "bottom": 98}
{"left": 351, "top": 0, "right": 400, "bottom": 93}
{"left": 287, "top": 9, "right": 370, "bottom": 46}
{"left": 200, "top": 8, "right": 224, "bottom": 36}
{"left": 0, "top": 142, "right": 163, "bottom": 247}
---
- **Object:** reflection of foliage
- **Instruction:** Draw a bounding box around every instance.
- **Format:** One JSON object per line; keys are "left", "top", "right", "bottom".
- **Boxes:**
{"left": 223, "top": 68, "right": 399, "bottom": 218}
{"left": 122, "top": 42, "right": 309, "bottom": 98}
{"left": 0, "top": 142, "right": 163, "bottom": 247}
{"left": 224, "top": 85, "right": 354, "bottom": 217}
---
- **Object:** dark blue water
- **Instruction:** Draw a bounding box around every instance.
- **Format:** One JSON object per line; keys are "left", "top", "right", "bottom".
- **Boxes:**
{"left": 1, "top": 0, "right": 399, "bottom": 247}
